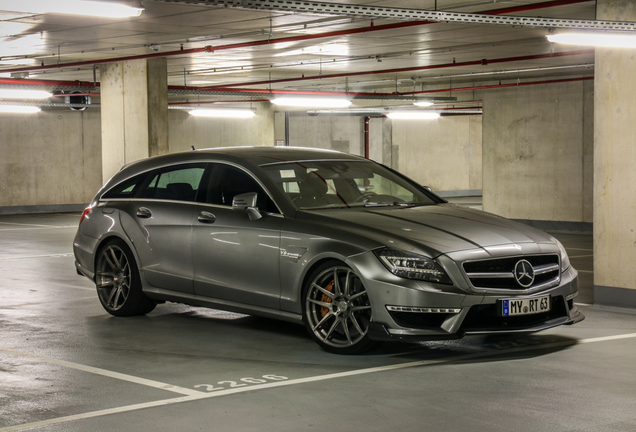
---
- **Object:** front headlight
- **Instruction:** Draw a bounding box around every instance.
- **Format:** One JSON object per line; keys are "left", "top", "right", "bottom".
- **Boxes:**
{"left": 554, "top": 239, "right": 571, "bottom": 272}
{"left": 374, "top": 248, "right": 452, "bottom": 285}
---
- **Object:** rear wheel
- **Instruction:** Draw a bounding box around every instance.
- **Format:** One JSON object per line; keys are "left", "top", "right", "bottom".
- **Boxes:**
{"left": 95, "top": 239, "right": 155, "bottom": 317}
{"left": 303, "top": 261, "right": 376, "bottom": 354}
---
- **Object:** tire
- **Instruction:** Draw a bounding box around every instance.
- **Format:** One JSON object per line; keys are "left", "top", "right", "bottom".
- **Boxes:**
{"left": 95, "top": 239, "right": 156, "bottom": 317}
{"left": 302, "top": 260, "right": 377, "bottom": 354}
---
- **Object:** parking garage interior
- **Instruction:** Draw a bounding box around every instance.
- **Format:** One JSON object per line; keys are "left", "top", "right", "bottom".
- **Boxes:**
{"left": 1, "top": 1, "right": 636, "bottom": 431}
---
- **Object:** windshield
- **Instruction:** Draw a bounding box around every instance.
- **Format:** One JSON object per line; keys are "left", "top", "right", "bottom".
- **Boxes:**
{"left": 261, "top": 160, "right": 438, "bottom": 210}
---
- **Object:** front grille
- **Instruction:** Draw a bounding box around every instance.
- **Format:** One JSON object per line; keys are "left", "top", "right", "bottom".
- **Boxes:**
{"left": 459, "top": 296, "right": 567, "bottom": 332}
{"left": 462, "top": 254, "right": 560, "bottom": 290}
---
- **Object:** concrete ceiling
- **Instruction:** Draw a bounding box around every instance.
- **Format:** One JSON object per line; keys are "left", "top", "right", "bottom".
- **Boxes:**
{"left": 0, "top": 0, "right": 601, "bottom": 107}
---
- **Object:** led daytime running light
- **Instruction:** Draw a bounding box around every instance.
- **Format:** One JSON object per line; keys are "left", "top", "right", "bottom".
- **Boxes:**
{"left": 387, "top": 306, "right": 461, "bottom": 314}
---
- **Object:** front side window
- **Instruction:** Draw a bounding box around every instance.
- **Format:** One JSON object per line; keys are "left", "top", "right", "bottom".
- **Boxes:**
{"left": 261, "top": 160, "right": 437, "bottom": 210}
{"left": 203, "top": 164, "right": 279, "bottom": 213}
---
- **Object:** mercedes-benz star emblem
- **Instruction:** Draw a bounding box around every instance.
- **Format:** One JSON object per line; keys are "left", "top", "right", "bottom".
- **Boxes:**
{"left": 514, "top": 259, "right": 535, "bottom": 288}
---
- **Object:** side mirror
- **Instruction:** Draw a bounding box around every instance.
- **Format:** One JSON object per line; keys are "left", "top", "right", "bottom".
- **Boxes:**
{"left": 232, "top": 192, "right": 262, "bottom": 221}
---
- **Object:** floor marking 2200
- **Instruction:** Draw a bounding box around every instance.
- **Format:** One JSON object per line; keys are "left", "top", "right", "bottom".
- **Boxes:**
{"left": 195, "top": 375, "right": 288, "bottom": 391}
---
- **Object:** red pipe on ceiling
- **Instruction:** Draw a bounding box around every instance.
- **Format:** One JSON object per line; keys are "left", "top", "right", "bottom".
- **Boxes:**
{"left": 168, "top": 99, "right": 270, "bottom": 105}
{"left": 0, "top": 0, "right": 592, "bottom": 75}
{"left": 202, "top": 50, "right": 594, "bottom": 89}
{"left": 0, "top": 78, "right": 99, "bottom": 87}
{"left": 363, "top": 117, "right": 370, "bottom": 159}
{"left": 402, "top": 76, "right": 594, "bottom": 95}
{"left": 0, "top": 76, "right": 594, "bottom": 101}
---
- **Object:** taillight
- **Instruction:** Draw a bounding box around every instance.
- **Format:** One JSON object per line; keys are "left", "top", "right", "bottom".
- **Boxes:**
{"left": 79, "top": 208, "right": 91, "bottom": 225}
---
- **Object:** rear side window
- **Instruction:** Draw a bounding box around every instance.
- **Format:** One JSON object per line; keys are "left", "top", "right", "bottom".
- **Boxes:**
{"left": 102, "top": 163, "right": 206, "bottom": 202}
{"left": 150, "top": 166, "right": 205, "bottom": 202}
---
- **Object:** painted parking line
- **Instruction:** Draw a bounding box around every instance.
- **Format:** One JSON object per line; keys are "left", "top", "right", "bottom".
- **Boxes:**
{"left": 0, "top": 221, "right": 76, "bottom": 228}
{"left": 2, "top": 331, "right": 636, "bottom": 432}
{"left": 0, "top": 227, "right": 76, "bottom": 232}
{"left": 0, "top": 253, "right": 74, "bottom": 261}
{"left": 0, "top": 296, "right": 96, "bottom": 309}
{"left": 0, "top": 347, "right": 205, "bottom": 397}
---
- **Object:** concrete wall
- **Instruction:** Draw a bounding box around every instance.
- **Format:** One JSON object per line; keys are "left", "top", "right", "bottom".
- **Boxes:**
{"left": 285, "top": 112, "right": 482, "bottom": 193}
{"left": 0, "top": 104, "right": 276, "bottom": 211}
{"left": 391, "top": 114, "right": 482, "bottom": 192}
{"left": 0, "top": 110, "right": 102, "bottom": 210}
{"left": 169, "top": 104, "right": 275, "bottom": 153}
{"left": 480, "top": 80, "right": 594, "bottom": 222}
{"left": 287, "top": 113, "right": 365, "bottom": 155}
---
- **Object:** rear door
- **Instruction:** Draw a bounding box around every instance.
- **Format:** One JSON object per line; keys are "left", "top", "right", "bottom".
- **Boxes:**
{"left": 117, "top": 163, "right": 207, "bottom": 293}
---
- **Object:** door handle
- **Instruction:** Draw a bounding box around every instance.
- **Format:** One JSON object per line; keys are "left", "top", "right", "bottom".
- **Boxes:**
{"left": 198, "top": 211, "right": 216, "bottom": 223}
{"left": 136, "top": 207, "right": 152, "bottom": 219}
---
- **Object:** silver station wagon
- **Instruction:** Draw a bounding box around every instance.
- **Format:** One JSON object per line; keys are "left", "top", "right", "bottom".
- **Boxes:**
{"left": 73, "top": 147, "right": 583, "bottom": 354}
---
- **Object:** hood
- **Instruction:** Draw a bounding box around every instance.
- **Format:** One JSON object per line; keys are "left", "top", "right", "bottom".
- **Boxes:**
{"left": 306, "top": 203, "right": 555, "bottom": 256}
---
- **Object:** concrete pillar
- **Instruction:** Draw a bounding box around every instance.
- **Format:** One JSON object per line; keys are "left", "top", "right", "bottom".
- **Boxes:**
{"left": 100, "top": 58, "right": 168, "bottom": 181}
{"left": 594, "top": 0, "right": 636, "bottom": 307}
{"left": 480, "top": 81, "right": 593, "bottom": 223}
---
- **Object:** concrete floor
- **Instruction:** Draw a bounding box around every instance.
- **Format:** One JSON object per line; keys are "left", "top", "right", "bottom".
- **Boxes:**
{"left": 1, "top": 212, "right": 635, "bottom": 432}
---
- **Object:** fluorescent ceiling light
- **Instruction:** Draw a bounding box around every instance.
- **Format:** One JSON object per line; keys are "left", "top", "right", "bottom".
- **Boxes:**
{"left": 547, "top": 33, "right": 636, "bottom": 48}
{"left": 271, "top": 97, "right": 352, "bottom": 108}
{"left": 0, "top": 105, "right": 41, "bottom": 113}
{"left": 189, "top": 109, "right": 255, "bottom": 118}
{"left": 0, "top": 89, "right": 52, "bottom": 99}
{"left": 0, "top": 34, "right": 45, "bottom": 56}
{"left": 0, "top": 58, "right": 37, "bottom": 66}
{"left": 387, "top": 111, "right": 441, "bottom": 120}
{"left": 413, "top": 101, "right": 434, "bottom": 107}
{"left": 0, "top": 0, "right": 144, "bottom": 18}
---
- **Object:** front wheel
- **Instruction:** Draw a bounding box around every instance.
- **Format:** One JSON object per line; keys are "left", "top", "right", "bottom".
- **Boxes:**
{"left": 95, "top": 239, "right": 156, "bottom": 317}
{"left": 303, "top": 261, "right": 376, "bottom": 354}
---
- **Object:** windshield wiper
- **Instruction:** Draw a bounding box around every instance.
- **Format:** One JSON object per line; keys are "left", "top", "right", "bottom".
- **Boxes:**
{"left": 364, "top": 202, "right": 413, "bottom": 208}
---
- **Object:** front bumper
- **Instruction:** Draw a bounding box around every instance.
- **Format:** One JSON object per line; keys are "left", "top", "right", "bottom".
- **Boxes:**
{"left": 347, "top": 252, "right": 583, "bottom": 343}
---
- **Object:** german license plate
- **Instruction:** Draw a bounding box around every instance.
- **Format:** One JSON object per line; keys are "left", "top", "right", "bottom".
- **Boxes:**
{"left": 501, "top": 296, "right": 551, "bottom": 316}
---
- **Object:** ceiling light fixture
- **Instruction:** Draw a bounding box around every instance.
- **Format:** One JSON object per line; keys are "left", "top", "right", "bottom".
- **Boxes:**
{"left": 0, "top": 0, "right": 144, "bottom": 18}
{"left": 0, "top": 105, "right": 41, "bottom": 113}
{"left": 387, "top": 111, "right": 441, "bottom": 120}
{"left": 189, "top": 109, "right": 256, "bottom": 118}
{"left": 271, "top": 97, "right": 352, "bottom": 108}
{"left": 547, "top": 33, "right": 636, "bottom": 48}
{"left": 0, "top": 89, "right": 52, "bottom": 99}
{"left": 413, "top": 101, "right": 434, "bottom": 107}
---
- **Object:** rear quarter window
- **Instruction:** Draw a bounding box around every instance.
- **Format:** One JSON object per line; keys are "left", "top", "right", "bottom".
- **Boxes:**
{"left": 102, "top": 172, "right": 148, "bottom": 199}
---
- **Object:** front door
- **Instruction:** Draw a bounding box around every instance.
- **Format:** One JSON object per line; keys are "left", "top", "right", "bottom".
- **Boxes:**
{"left": 192, "top": 163, "right": 283, "bottom": 309}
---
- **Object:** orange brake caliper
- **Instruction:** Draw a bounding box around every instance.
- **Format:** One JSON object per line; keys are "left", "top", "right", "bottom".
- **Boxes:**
{"left": 321, "top": 280, "right": 335, "bottom": 318}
